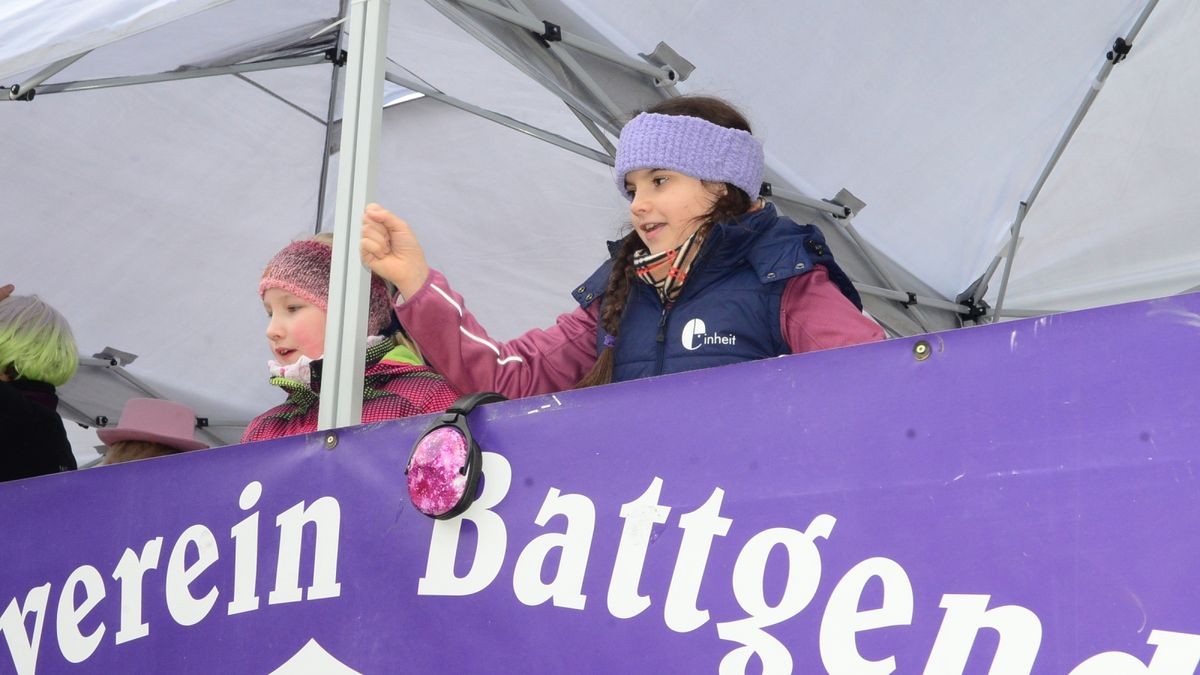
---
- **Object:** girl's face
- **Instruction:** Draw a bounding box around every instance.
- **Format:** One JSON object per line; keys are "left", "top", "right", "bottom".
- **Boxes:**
{"left": 263, "top": 289, "right": 327, "bottom": 365}
{"left": 625, "top": 168, "right": 723, "bottom": 255}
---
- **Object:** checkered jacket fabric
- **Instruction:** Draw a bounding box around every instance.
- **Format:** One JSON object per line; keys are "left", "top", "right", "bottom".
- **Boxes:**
{"left": 241, "top": 338, "right": 458, "bottom": 444}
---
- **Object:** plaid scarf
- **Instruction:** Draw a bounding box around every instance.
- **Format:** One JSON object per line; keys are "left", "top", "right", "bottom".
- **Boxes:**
{"left": 632, "top": 228, "right": 704, "bottom": 304}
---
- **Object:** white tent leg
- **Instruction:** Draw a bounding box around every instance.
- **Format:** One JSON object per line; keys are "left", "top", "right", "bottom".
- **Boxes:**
{"left": 319, "top": 0, "right": 390, "bottom": 431}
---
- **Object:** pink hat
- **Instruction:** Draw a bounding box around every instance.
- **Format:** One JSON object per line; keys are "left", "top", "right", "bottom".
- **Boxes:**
{"left": 97, "top": 398, "right": 209, "bottom": 452}
{"left": 259, "top": 239, "right": 393, "bottom": 336}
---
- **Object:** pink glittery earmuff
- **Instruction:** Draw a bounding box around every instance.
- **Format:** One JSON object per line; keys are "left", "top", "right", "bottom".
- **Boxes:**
{"left": 406, "top": 392, "right": 506, "bottom": 519}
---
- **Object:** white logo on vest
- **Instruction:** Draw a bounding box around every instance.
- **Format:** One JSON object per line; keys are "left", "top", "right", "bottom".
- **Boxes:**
{"left": 682, "top": 318, "right": 737, "bottom": 351}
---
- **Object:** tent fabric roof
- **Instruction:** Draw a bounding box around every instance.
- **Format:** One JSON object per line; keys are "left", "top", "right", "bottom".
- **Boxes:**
{"left": 0, "top": 0, "right": 232, "bottom": 83}
{"left": 2, "top": 0, "right": 1196, "bottom": 463}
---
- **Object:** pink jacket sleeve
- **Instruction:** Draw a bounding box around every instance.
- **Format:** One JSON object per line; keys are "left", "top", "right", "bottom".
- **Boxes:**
{"left": 393, "top": 269, "right": 600, "bottom": 399}
{"left": 782, "top": 265, "right": 886, "bottom": 352}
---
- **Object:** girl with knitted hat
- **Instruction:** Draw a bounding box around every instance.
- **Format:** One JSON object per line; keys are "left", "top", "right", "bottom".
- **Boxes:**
{"left": 360, "top": 96, "right": 883, "bottom": 397}
{"left": 241, "top": 236, "right": 457, "bottom": 443}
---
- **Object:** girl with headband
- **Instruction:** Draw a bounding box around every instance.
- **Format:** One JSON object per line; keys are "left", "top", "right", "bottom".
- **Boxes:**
{"left": 361, "top": 96, "right": 883, "bottom": 397}
{"left": 242, "top": 235, "right": 457, "bottom": 443}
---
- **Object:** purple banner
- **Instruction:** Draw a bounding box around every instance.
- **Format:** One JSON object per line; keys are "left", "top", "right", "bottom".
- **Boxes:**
{"left": 3, "top": 294, "right": 1200, "bottom": 674}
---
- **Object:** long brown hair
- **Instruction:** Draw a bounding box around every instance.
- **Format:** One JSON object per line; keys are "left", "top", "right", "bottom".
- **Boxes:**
{"left": 574, "top": 96, "right": 756, "bottom": 389}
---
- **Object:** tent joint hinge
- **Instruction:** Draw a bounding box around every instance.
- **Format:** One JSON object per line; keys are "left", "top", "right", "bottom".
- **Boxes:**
{"left": 533, "top": 20, "right": 562, "bottom": 48}
{"left": 954, "top": 293, "right": 990, "bottom": 323}
{"left": 1106, "top": 37, "right": 1132, "bottom": 64}
{"left": 325, "top": 48, "right": 348, "bottom": 67}
{"left": 901, "top": 291, "right": 918, "bottom": 307}
{"left": 8, "top": 84, "right": 35, "bottom": 101}
{"left": 823, "top": 199, "right": 852, "bottom": 219}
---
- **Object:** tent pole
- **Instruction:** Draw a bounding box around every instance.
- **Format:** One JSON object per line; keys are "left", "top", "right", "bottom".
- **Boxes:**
{"left": 855, "top": 284, "right": 969, "bottom": 315}
{"left": 319, "top": 0, "right": 390, "bottom": 431}
{"left": 431, "top": 0, "right": 628, "bottom": 126}
{"left": 56, "top": 398, "right": 95, "bottom": 429}
{"left": 771, "top": 187, "right": 857, "bottom": 219}
{"left": 426, "top": 0, "right": 658, "bottom": 140}
{"left": 502, "top": 0, "right": 625, "bottom": 122}
{"left": 995, "top": 307, "right": 1063, "bottom": 319}
{"left": 820, "top": 213, "right": 934, "bottom": 333}
{"left": 384, "top": 72, "right": 613, "bottom": 165}
{"left": 991, "top": 0, "right": 1160, "bottom": 321}
{"left": 566, "top": 103, "right": 616, "bottom": 157}
{"left": 992, "top": 207, "right": 1026, "bottom": 324}
{"left": 8, "top": 51, "right": 90, "bottom": 99}
{"left": 11, "top": 54, "right": 329, "bottom": 98}
{"left": 315, "top": 0, "right": 351, "bottom": 233}
{"left": 235, "top": 73, "right": 326, "bottom": 124}
{"left": 965, "top": 234, "right": 1016, "bottom": 302}
{"left": 446, "top": 0, "right": 679, "bottom": 85}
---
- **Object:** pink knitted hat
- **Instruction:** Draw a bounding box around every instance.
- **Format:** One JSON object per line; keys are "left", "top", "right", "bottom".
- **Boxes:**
{"left": 259, "top": 240, "right": 393, "bottom": 335}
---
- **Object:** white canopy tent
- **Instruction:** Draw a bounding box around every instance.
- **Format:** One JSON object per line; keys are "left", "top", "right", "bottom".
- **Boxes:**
{"left": 1, "top": 0, "right": 1196, "bottom": 463}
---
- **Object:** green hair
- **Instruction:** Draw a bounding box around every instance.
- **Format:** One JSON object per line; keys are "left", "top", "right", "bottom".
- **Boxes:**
{"left": 0, "top": 294, "right": 79, "bottom": 386}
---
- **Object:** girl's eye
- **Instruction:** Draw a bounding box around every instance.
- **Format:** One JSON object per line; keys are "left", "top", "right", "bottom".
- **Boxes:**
{"left": 652, "top": 176, "right": 669, "bottom": 187}
{"left": 287, "top": 305, "right": 303, "bottom": 313}
{"left": 625, "top": 187, "right": 636, "bottom": 198}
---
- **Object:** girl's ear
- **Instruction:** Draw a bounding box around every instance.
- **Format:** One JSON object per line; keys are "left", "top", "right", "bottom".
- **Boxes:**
{"left": 703, "top": 180, "right": 728, "bottom": 197}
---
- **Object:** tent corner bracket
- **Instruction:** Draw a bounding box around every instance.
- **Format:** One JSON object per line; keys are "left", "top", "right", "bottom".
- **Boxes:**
{"left": 825, "top": 188, "right": 865, "bottom": 219}
{"left": 640, "top": 42, "right": 692, "bottom": 85}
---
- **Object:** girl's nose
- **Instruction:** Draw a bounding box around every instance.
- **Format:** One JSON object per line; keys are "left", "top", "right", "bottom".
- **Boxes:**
{"left": 630, "top": 192, "right": 651, "bottom": 216}
{"left": 265, "top": 315, "right": 284, "bottom": 341}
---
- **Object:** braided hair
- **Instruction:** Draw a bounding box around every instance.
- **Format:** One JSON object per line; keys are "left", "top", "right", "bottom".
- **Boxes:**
{"left": 574, "top": 96, "right": 755, "bottom": 389}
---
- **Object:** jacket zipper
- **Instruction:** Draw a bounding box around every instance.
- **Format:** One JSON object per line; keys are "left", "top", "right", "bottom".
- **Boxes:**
{"left": 652, "top": 238, "right": 718, "bottom": 375}
{"left": 654, "top": 302, "right": 672, "bottom": 375}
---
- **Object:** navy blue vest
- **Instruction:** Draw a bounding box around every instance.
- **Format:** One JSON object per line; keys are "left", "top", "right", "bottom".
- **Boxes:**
{"left": 572, "top": 204, "right": 860, "bottom": 383}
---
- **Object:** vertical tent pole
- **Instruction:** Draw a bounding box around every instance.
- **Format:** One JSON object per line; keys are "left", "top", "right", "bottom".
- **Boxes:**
{"left": 319, "top": 0, "right": 391, "bottom": 430}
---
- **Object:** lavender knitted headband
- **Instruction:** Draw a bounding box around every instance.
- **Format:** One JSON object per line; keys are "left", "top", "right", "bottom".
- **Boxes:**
{"left": 259, "top": 240, "right": 393, "bottom": 336}
{"left": 614, "top": 112, "right": 764, "bottom": 201}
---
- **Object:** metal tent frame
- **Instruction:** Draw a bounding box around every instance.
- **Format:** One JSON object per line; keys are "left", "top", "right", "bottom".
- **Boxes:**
{"left": 0, "top": 0, "right": 1172, "bottom": 440}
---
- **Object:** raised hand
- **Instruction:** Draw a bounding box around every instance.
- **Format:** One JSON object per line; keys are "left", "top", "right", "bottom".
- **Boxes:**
{"left": 361, "top": 204, "right": 430, "bottom": 300}
{"left": 0, "top": 284, "right": 13, "bottom": 303}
